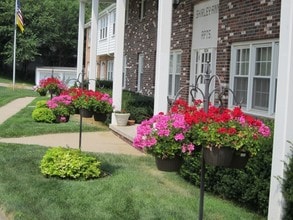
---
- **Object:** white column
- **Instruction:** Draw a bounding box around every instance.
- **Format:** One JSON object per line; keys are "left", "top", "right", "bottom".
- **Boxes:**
{"left": 153, "top": 1, "right": 172, "bottom": 114}
{"left": 89, "top": 0, "right": 99, "bottom": 91}
{"left": 268, "top": 1, "right": 293, "bottom": 219}
{"left": 77, "top": 0, "right": 86, "bottom": 81}
{"left": 111, "top": 0, "right": 126, "bottom": 123}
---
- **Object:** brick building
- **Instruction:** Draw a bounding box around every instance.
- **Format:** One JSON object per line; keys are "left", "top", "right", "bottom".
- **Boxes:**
{"left": 123, "top": 0, "right": 280, "bottom": 118}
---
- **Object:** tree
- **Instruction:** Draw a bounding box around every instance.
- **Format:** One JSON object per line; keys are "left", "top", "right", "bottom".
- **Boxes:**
{"left": 0, "top": 0, "right": 80, "bottom": 79}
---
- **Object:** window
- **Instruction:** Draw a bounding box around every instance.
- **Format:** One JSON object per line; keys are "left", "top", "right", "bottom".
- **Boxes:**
{"left": 99, "top": 15, "right": 108, "bottom": 40}
{"left": 123, "top": 55, "right": 127, "bottom": 88}
{"left": 110, "top": 10, "right": 116, "bottom": 36}
{"left": 230, "top": 40, "right": 279, "bottom": 117}
{"left": 168, "top": 51, "right": 182, "bottom": 97}
{"left": 125, "top": 0, "right": 129, "bottom": 25}
{"left": 107, "top": 60, "right": 114, "bottom": 81}
{"left": 139, "top": 0, "right": 146, "bottom": 20}
{"left": 87, "top": 28, "right": 91, "bottom": 47}
{"left": 137, "top": 53, "right": 144, "bottom": 92}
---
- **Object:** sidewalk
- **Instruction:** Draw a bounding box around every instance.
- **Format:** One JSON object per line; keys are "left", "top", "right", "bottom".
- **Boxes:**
{"left": 0, "top": 96, "right": 142, "bottom": 156}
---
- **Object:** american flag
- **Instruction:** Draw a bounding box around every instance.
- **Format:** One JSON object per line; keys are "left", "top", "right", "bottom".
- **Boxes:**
{"left": 16, "top": 0, "right": 24, "bottom": 33}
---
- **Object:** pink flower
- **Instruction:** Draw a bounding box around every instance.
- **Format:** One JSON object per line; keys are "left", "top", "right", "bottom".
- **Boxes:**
{"left": 174, "top": 133, "right": 185, "bottom": 141}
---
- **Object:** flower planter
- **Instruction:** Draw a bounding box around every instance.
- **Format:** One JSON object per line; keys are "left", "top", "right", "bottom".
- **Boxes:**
{"left": 115, "top": 113, "right": 130, "bottom": 126}
{"left": 55, "top": 115, "right": 70, "bottom": 123}
{"left": 203, "top": 147, "right": 234, "bottom": 167}
{"left": 203, "top": 146, "right": 249, "bottom": 169}
{"left": 38, "top": 91, "right": 47, "bottom": 96}
{"left": 93, "top": 112, "right": 107, "bottom": 122}
{"left": 229, "top": 151, "right": 249, "bottom": 169}
{"left": 155, "top": 156, "right": 183, "bottom": 172}
{"left": 79, "top": 109, "right": 93, "bottom": 118}
{"left": 127, "top": 119, "right": 135, "bottom": 126}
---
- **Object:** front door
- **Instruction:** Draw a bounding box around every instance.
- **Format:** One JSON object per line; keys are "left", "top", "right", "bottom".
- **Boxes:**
{"left": 191, "top": 48, "right": 216, "bottom": 102}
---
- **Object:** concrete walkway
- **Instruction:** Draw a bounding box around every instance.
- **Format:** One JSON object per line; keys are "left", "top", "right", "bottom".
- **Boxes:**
{"left": 0, "top": 96, "right": 142, "bottom": 156}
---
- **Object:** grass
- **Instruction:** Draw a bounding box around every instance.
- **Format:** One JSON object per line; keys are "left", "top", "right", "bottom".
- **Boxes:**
{"left": 0, "top": 90, "right": 108, "bottom": 138}
{"left": 0, "top": 143, "right": 265, "bottom": 220}
{"left": 0, "top": 79, "right": 265, "bottom": 219}
{"left": 0, "top": 87, "right": 37, "bottom": 107}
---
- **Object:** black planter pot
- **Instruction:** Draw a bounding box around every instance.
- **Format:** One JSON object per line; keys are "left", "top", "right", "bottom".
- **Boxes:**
{"left": 155, "top": 156, "right": 183, "bottom": 172}
{"left": 55, "top": 115, "right": 70, "bottom": 123}
{"left": 229, "top": 151, "right": 249, "bottom": 169}
{"left": 203, "top": 146, "right": 249, "bottom": 169}
{"left": 79, "top": 109, "right": 93, "bottom": 118}
{"left": 93, "top": 112, "right": 107, "bottom": 122}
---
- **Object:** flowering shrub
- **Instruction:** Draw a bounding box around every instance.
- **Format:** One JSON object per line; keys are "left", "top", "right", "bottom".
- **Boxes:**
{"left": 68, "top": 88, "right": 113, "bottom": 113}
{"left": 39, "top": 77, "right": 67, "bottom": 95}
{"left": 47, "top": 94, "right": 74, "bottom": 117}
{"left": 171, "top": 99, "right": 271, "bottom": 156}
{"left": 133, "top": 113, "right": 195, "bottom": 159}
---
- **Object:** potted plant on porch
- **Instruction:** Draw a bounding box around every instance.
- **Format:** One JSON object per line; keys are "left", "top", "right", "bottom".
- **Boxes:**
{"left": 172, "top": 99, "right": 272, "bottom": 168}
{"left": 114, "top": 110, "right": 131, "bottom": 126}
{"left": 133, "top": 112, "right": 196, "bottom": 171}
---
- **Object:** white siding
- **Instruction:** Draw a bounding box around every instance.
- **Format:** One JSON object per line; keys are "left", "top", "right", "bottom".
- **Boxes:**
{"left": 97, "top": 4, "right": 116, "bottom": 55}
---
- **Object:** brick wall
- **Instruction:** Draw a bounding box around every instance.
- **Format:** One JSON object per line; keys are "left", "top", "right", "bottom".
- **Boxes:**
{"left": 124, "top": 0, "right": 281, "bottom": 99}
{"left": 124, "top": 0, "right": 193, "bottom": 97}
{"left": 216, "top": 0, "right": 281, "bottom": 83}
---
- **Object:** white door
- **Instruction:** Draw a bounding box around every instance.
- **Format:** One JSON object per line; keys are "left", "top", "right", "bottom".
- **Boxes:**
{"left": 191, "top": 48, "right": 216, "bottom": 102}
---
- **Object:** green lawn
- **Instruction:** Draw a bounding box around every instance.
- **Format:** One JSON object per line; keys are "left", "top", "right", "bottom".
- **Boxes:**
{"left": 0, "top": 143, "right": 264, "bottom": 220}
{"left": 0, "top": 95, "right": 107, "bottom": 138}
{"left": 0, "top": 87, "right": 37, "bottom": 107}
{"left": 0, "top": 81, "right": 265, "bottom": 219}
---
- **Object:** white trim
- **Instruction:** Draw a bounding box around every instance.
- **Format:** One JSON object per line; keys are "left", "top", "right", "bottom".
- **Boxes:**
{"left": 229, "top": 39, "right": 279, "bottom": 118}
{"left": 268, "top": 1, "right": 293, "bottom": 219}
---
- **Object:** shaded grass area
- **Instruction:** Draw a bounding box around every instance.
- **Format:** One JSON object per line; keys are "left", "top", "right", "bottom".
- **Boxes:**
{"left": 0, "top": 143, "right": 265, "bottom": 220}
{"left": 0, "top": 87, "right": 37, "bottom": 107}
{"left": 0, "top": 96, "right": 108, "bottom": 138}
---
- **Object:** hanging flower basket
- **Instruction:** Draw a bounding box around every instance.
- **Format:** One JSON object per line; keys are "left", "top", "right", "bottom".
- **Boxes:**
{"left": 93, "top": 112, "right": 108, "bottom": 122}
{"left": 80, "top": 108, "right": 93, "bottom": 118}
{"left": 55, "top": 115, "right": 70, "bottom": 123}
{"left": 155, "top": 156, "right": 183, "bottom": 172}
{"left": 203, "top": 146, "right": 249, "bottom": 169}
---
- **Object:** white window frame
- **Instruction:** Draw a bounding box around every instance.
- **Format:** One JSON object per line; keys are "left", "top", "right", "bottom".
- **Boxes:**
{"left": 139, "top": 0, "right": 146, "bottom": 20}
{"left": 87, "top": 28, "right": 91, "bottom": 47}
{"left": 107, "top": 60, "right": 114, "bottom": 81}
{"left": 137, "top": 53, "right": 144, "bottom": 92}
{"left": 110, "top": 10, "right": 116, "bottom": 36}
{"left": 123, "top": 55, "right": 127, "bottom": 89}
{"left": 99, "top": 15, "right": 108, "bottom": 40}
{"left": 168, "top": 50, "right": 182, "bottom": 98}
{"left": 229, "top": 39, "right": 279, "bottom": 118}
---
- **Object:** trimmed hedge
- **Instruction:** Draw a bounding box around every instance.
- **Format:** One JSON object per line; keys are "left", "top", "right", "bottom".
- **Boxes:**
{"left": 282, "top": 141, "right": 293, "bottom": 219}
{"left": 180, "top": 121, "right": 274, "bottom": 216}
{"left": 124, "top": 91, "right": 154, "bottom": 123}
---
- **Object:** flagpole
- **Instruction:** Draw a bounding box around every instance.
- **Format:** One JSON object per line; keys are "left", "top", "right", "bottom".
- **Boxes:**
{"left": 12, "top": 0, "right": 18, "bottom": 90}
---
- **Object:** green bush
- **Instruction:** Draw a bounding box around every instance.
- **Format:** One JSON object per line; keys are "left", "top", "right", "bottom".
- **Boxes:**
{"left": 32, "top": 107, "right": 56, "bottom": 123}
{"left": 96, "top": 80, "right": 113, "bottom": 89}
{"left": 282, "top": 141, "right": 293, "bottom": 219}
{"left": 124, "top": 91, "right": 154, "bottom": 123}
{"left": 40, "top": 147, "right": 102, "bottom": 180}
{"left": 180, "top": 120, "right": 274, "bottom": 216}
{"left": 36, "top": 100, "right": 48, "bottom": 108}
